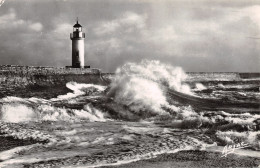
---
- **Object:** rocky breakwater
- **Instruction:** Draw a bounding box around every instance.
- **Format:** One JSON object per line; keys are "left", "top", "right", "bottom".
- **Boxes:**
{"left": 0, "top": 65, "right": 109, "bottom": 98}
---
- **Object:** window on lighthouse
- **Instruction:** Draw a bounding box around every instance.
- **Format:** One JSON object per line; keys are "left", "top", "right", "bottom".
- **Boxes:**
{"left": 74, "top": 27, "right": 82, "bottom": 32}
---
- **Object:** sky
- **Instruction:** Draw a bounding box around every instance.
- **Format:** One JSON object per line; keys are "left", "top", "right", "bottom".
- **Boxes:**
{"left": 0, "top": 0, "right": 260, "bottom": 72}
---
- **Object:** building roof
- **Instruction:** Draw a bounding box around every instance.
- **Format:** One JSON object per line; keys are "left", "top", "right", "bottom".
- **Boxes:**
{"left": 73, "top": 20, "right": 82, "bottom": 28}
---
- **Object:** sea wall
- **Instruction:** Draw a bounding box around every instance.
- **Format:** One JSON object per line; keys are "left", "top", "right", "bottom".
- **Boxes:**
{"left": 239, "top": 73, "right": 260, "bottom": 79}
{"left": 186, "top": 72, "right": 241, "bottom": 81}
{"left": 1, "top": 65, "right": 258, "bottom": 92}
{"left": 0, "top": 65, "right": 109, "bottom": 89}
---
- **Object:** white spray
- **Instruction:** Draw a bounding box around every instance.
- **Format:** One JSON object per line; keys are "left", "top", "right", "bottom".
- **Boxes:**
{"left": 108, "top": 60, "right": 192, "bottom": 114}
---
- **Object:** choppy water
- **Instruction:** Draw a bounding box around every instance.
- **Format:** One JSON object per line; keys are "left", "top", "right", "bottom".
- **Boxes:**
{"left": 0, "top": 60, "right": 259, "bottom": 168}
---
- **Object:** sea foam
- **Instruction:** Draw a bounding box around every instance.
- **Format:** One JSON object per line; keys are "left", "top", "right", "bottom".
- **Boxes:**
{"left": 0, "top": 83, "right": 108, "bottom": 123}
{"left": 108, "top": 60, "right": 192, "bottom": 115}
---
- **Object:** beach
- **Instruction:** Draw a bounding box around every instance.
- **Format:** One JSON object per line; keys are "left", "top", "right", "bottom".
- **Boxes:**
{"left": 102, "top": 150, "right": 260, "bottom": 168}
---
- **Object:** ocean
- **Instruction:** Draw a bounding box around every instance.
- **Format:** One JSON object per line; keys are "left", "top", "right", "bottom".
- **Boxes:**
{"left": 0, "top": 60, "right": 259, "bottom": 167}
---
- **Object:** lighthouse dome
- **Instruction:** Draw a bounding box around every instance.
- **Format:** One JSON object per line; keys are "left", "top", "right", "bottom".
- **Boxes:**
{"left": 73, "top": 20, "right": 82, "bottom": 27}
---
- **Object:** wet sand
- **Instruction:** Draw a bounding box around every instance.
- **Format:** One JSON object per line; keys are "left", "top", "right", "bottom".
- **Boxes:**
{"left": 101, "top": 150, "right": 260, "bottom": 168}
{"left": 1, "top": 137, "right": 259, "bottom": 168}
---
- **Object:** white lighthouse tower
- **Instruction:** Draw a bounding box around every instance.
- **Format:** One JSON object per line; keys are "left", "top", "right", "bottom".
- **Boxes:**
{"left": 70, "top": 18, "right": 85, "bottom": 68}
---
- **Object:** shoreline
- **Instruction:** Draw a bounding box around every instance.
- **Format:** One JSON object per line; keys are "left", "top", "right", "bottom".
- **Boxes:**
{"left": 1, "top": 136, "right": 259, "bottom": 168}
{"left": 100, "top": 150, "right": 260, "bottom": 168}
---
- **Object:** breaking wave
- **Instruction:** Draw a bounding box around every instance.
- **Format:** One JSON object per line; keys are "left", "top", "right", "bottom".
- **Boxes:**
{"left": 108, "top": 60, "right": 192, "bottom": 114}
{"left": 51, "top": 82, "right": 106, "bottom": 101}
{"left": 194, "top": 83, "right": 207, "bottom": 91}
{"left": 216, "top": 131, "right": 260, "bottom": 150}
{"left": 0, "top": 82, "right": 108, "bottom": 123}
{"left": 0, "top": 98, "right": 106, "bottom": 123}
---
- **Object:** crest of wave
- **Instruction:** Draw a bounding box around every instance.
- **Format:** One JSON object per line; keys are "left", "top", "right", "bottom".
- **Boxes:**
{"left": 115, "top": 60, "right": 191, "bottom": 94}
{"left": 0, "top": 96, "right": 106, "bottom": 123}
{"left": 108, "top": 60, "right": 191, "bottom": 114}
{"left": 51, "top": 82, "right": 107, "bottom": 101}
{"left": 216, "top": 131, "right": 260, "bottom": 150}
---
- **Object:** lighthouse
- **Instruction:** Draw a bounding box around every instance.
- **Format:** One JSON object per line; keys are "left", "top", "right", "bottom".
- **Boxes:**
{"left": 70, "top": 19, "right": 85, "bottom": 68}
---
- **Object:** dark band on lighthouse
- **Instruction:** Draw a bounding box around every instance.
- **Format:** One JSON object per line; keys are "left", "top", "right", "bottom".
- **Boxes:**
{"left": 70, "top": 19, "right": 85, "bottom": 68}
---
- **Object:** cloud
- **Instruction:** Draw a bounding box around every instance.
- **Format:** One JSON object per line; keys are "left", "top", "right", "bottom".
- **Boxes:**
{"left": 94, "top": 12, "right": 146, "bottom": 35}
{"left": 0, "top": 9, "right": 15, "bottom": 24}
{"left": 0, "top": 9, "right": 43, "bottom": 32}
{"left": 29, "top": 23, "right": 43, "bottom": 32}
{"left": 0, "top": 9, "right": 24, "bottom": 29}
{"left": 52, "top": 23, "right": 71, "bottom": 38}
